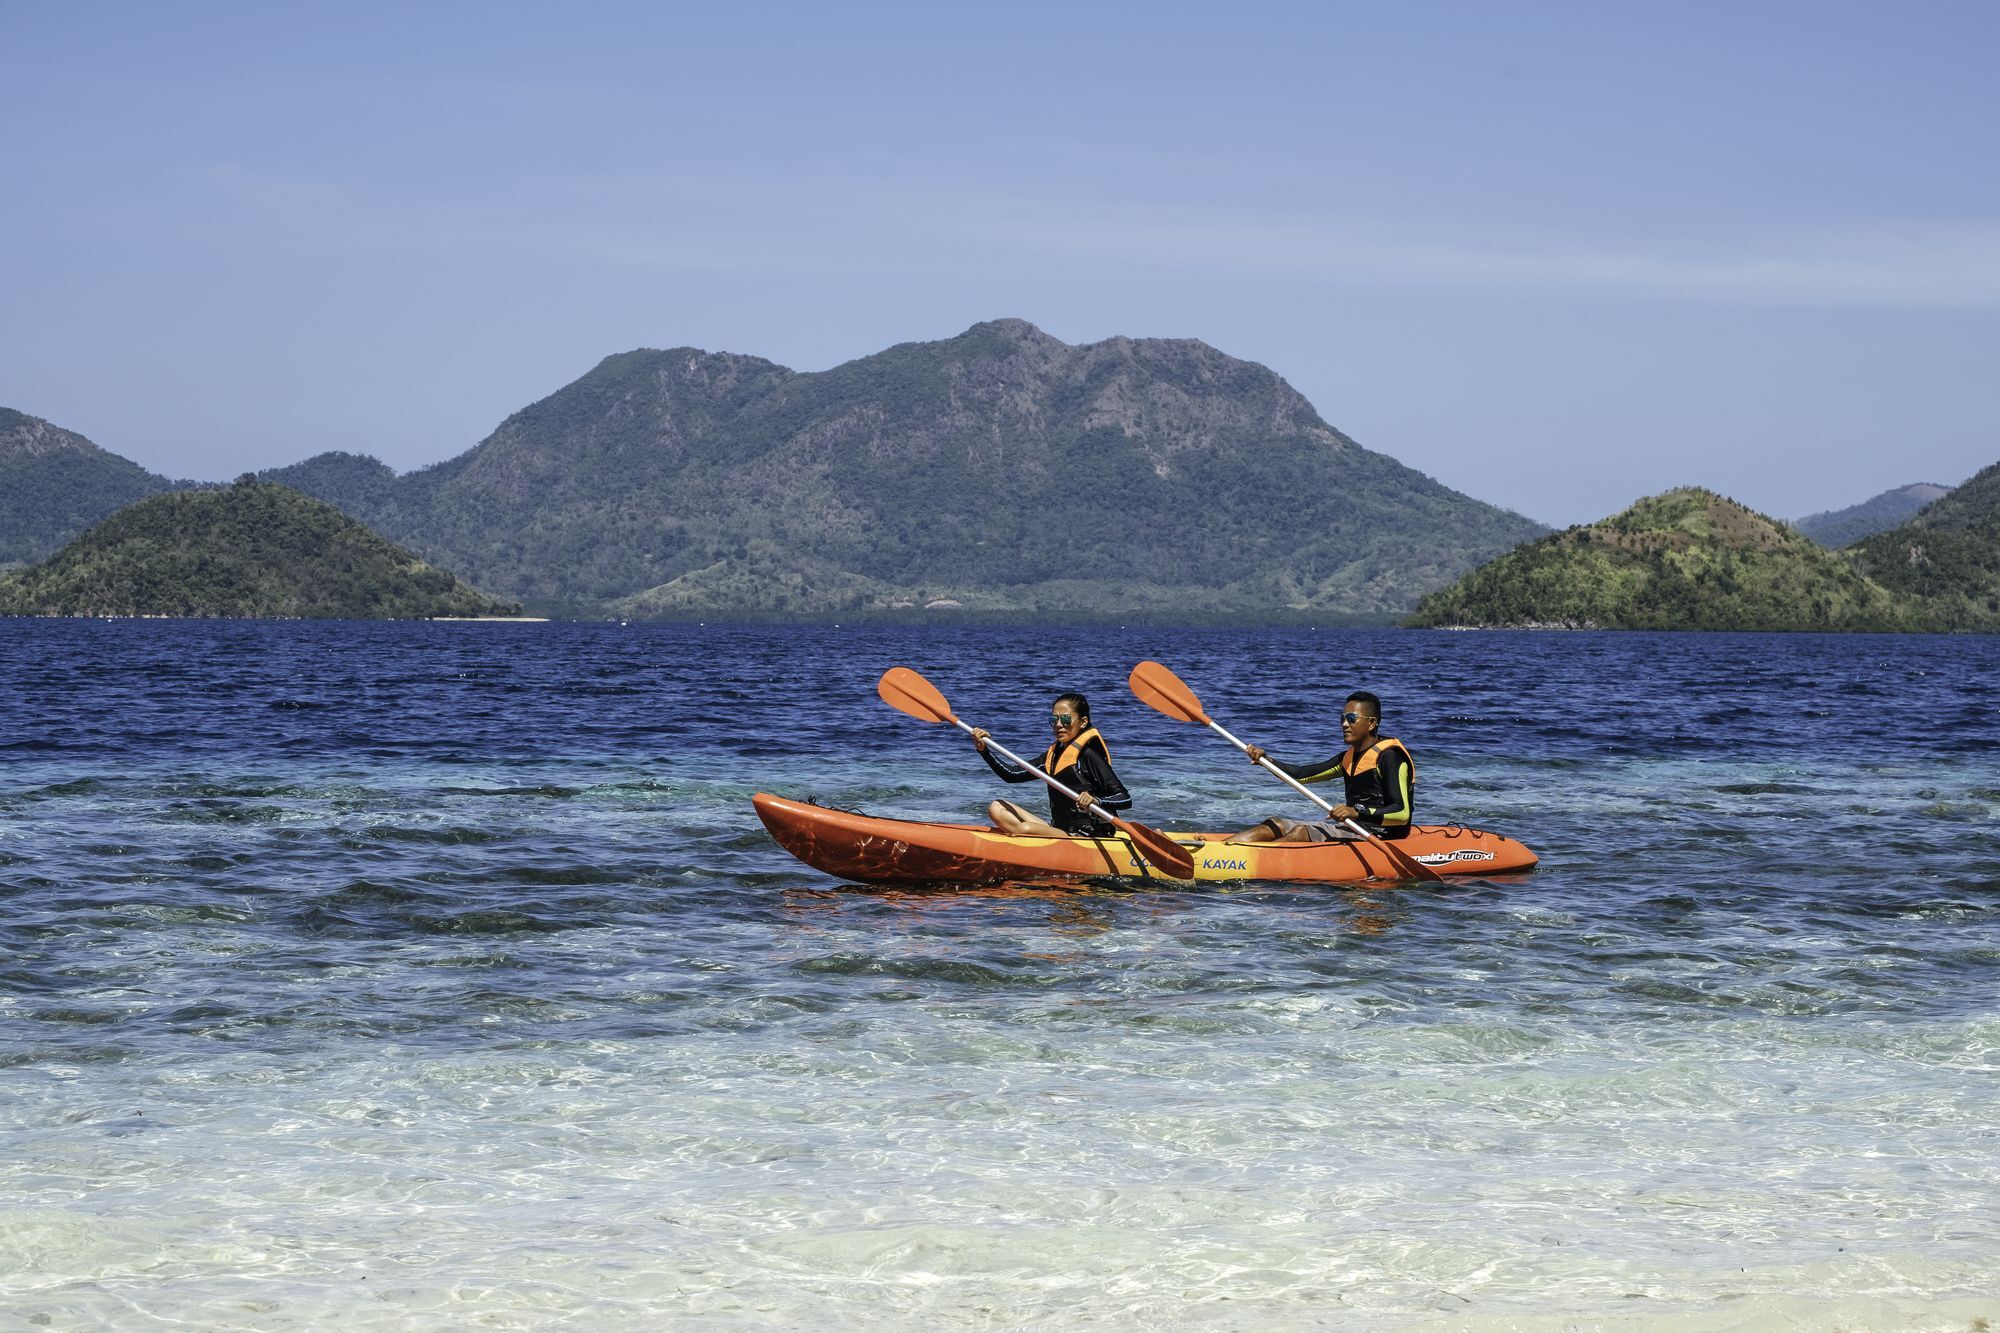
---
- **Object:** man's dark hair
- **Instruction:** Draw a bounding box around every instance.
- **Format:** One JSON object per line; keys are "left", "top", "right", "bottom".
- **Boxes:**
{"left": 1056, "top": 691, "right": 1090, "bottom": 721}
{"left": 1346, "top": 690, "right": 1381, "bottom": 719}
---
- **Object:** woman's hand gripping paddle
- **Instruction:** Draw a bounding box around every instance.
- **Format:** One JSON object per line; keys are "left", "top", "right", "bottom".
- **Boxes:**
{"left": 877, "top": 666, "right": 1196, "bottom": 880}
{"left": 1126, "top": 660, "right": 1442, "bottom": 884}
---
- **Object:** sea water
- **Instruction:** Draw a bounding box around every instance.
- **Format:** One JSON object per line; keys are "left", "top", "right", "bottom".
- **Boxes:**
{"left": 1, "top": 621, "right": 1995, "bottom": 1331}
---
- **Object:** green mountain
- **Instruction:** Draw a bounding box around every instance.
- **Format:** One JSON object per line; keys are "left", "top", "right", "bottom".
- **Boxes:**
{"left": 266, "top": 319, "right": 1547, "bottom": 616}
{"left": 0, "top": 408, "right": 182, "bottom": 565}
{"left": 1404, "top": 487, "right": 1916, "bottom": 631}
{"left": 257, "top": 449, "right": 403, "bottom": 517}
{"left": 1795, "top": 482, "right": 1953, "bottom": 548}
{"left": 1847, "top": 461, "right": 2000, "bottom": 629}
{"left": 0, "top": 480, "right": 521, "bottom": 619}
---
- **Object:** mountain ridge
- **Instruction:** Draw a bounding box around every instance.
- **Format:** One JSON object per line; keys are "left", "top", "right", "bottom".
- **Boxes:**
{"left": 1795, "top": 482, "right": 1953, "bottom": 548}
{"left": 0, "top": 408, "right": 186, "bottom": 564}
{"left": 263, "top": 319, "right": 1549, "bottom": 615}
{"left": 1847, "top": 461, "right": 2000, "bottom": 629}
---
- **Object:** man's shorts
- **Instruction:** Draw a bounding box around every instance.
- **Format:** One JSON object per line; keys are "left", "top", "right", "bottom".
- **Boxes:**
{"left": 1260, "top": 816, "right": 1375, "bottom": 843}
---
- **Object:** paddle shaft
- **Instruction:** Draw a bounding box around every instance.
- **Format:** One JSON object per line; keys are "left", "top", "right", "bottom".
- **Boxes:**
{"left": 878, "top": 666, "right": 1194, "bottom": 878}
{"left": 967, "top": 722, "right": 1195, "bottom": 877}
{"left": 955, "top": 719, "right": 1098, "bottom": 812}
{"left": 1201, "top": 715, "right": 1337, "bottom": 813}
{"left": 1126, "top": 659, "right": 1438, "bottom": 883}
{"left": 1204, "top": 714, "right": 1441, "bottom": 880}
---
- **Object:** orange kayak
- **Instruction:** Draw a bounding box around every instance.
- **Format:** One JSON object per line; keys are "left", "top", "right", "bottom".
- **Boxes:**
{"left": 753, "top": 792, "right": 1537, "bottom": 886}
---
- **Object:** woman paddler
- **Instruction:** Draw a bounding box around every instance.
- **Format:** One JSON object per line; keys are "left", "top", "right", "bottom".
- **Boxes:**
{"left": 971, "top": 691, "right": 1133, "bottom": 837}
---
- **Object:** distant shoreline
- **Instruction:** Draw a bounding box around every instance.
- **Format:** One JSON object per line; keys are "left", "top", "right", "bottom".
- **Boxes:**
{"left": 6, "top": 610, "right": 1992, "bottom": 634}
{"left": 587, "top": 609, "right": 1408, "bottom": 629}
{"left": 0, "top": 612, "right": 550, "bottom": 623}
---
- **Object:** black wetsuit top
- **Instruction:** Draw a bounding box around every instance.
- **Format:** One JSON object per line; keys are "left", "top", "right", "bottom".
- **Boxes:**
{"left": 1266, "top": 741, "right": 1414, "bottom": 840}
{"left": 981, "top": 732, "right": 1133, "bottom": 835}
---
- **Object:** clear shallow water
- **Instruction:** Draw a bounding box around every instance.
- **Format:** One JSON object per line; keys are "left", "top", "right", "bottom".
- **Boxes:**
{"left": 1, "top": 621, "right": 1995, "bottom": 1330}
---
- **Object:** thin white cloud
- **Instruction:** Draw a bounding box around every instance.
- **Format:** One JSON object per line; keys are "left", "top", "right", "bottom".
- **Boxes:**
{"left": 939, "top": 206, "right": 2000, "bottom": 310}
{"left": 192, "top": 162, "right": 2000, "bottom": 310}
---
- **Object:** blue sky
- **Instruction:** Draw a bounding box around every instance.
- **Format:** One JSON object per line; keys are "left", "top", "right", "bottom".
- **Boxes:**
{"left": 3, "top": 0, "right": 1994, "bottom": 526}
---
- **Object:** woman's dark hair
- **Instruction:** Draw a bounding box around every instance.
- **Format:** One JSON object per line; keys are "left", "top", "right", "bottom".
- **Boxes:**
{"left": 1055, "top": 691, "right": 1090, "bottom": 722}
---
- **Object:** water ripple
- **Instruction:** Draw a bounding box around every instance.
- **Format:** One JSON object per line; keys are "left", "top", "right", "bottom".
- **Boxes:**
{"left": 1, "top": 621, "right": 1996, "bottom": 1328}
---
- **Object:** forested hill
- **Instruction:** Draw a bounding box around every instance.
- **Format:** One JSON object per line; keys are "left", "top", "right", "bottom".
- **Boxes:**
{"left": 264, "top": 319, "right": 1547, "bottom": 616}
{"left": 0, "top": 481, "right": 521, "bottom": 620}
{"left": 1404, "top": 488, "right": 1915, "bottom": 631}
{"left": 1795, "top": 482, "right": 1953, "bottom": 549}
{"left": 1848, "top": 461, "right": 2000, "bottom": 629}
{"left": 0, "top": 408, "right": 181, "bottom": 564}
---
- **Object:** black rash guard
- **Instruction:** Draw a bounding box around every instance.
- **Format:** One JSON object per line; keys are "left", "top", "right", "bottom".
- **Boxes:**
{"left": 1265, "top": 741, "right": 1414, "bottom": 840}
{"left": 981, "top": 732, "right": 1133, "bottom": 835}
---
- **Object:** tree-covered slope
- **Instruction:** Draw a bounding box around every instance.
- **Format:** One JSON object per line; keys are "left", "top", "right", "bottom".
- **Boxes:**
{"left": 271, "top": 320, "right": 1547, "bottom": 615}
{"left": 0, "top": 480, "right": 520, "bottom": 619}
{"left": 1405, "top": 488, "right": 1915, "bottom": 630}
{"left": 1848, "top": 461, "right": 2000, "bottom": 629}
{"left": 259, "top": 451, "right": 403, "bottom": 524}
{"left": 0, "top": 408, "right": 181, "bottom": 564}
{"left": 1795, "top": 482, "right": 1952, "bottom": 548}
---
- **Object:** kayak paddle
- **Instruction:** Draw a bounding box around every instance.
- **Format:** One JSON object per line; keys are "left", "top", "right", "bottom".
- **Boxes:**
{"left": 877, "top": 666, "right": 1197, "bottom": 880}
{"left": 1126, "top": 659, "right": 1442, "bottom": 884}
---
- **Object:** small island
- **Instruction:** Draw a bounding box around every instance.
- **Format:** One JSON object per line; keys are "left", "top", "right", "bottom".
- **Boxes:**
{"left": 0, "top": 479, "right": 522, "bottom": 620}
{"left": 1404, "top": 486, "right": 1977, "bottom": 632}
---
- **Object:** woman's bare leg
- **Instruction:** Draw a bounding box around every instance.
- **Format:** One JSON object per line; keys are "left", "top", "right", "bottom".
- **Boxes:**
{"left": 989, "top": 799, "right": 1065, "bottom": 837}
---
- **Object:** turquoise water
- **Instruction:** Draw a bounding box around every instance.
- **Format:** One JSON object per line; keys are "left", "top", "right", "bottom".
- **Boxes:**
{"left": 2, "top": 621, "right": 1996, "bottom": 1329}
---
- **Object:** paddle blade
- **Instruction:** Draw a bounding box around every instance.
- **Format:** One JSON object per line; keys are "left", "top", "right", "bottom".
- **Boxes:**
{"left": 1128, "top": 660, "right": 1209, "bottom": 725}
{"left": 1118, "top": 817, "right": 1197, "bottom": 880}
{"left": 1343, "top": 819, "right": 1443, "bottom": 883}
{"left": 1377, "top": 840, "right": 1443, "bottom": 884}
{"left": 877, "top": 666, "right": 956, "bottom": 724}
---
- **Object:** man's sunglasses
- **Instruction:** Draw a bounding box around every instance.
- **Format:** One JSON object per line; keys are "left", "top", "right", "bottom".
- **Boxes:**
{"left": 1341, "top": 711, "right": 1372, "bottom": 724}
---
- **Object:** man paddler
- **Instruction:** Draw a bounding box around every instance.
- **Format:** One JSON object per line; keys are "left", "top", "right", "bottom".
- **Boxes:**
{"left": 972, "top": 692, "right": 1133, "bottom": 837}
{"left": 1229, "top": 690, "right": 1414, "bottom": 843}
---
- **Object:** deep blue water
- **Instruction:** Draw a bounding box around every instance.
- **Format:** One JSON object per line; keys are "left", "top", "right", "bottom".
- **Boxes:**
{"left": 2, "top": 621, "right": 1996, "bottom": 1329}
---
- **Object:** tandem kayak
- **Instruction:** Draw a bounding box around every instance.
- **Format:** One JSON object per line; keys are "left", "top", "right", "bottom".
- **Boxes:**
{"left": 752, "top": 792, "right": 1537, "bottom": 886}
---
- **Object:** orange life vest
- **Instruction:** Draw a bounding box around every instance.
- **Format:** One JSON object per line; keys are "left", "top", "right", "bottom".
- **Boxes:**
{"left": 1338, "top": 737, "right": 1414, "bottom": 825}
{"left": 1042, "top": 726, "right": 1108, "bottom": 780}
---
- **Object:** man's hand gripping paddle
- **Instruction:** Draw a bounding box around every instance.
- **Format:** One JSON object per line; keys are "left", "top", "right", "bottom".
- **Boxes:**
{"left": 877, "top": 666, "right": 1196, "bottom": 880}
{"left": 1126, "top": 660, "right": 1442, "bottom": 883}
